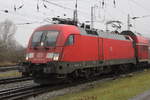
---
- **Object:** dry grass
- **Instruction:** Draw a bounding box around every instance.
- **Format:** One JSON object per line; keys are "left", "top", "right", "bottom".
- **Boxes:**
{"left": 0, "top": 62, "right": 16, "bottom": 67}
{"left": 0, "top": 70, "right": 21, "bottom": 78}
{"left": 50, "top": 69, "right": 150, "bottom": 100}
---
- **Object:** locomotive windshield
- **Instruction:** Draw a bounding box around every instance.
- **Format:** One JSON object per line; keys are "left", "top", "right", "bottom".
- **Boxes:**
{"left": 31, "top": 30, "right": 59, "bottom": 47}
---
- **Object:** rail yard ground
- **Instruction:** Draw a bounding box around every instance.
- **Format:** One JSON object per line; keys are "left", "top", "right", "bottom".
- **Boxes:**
{"left": 0, "top": 62, "right": 16, "bottom": 67}
{"left": 0, "top": 70, "right": 21, "bottom": 78}
{"left": 50, "top": 69, "right": 150, "bottom": 100}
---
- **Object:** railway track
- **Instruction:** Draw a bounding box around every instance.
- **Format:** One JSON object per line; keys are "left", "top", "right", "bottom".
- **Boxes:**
{"left": 0, "top": 68, "right": 148, "bottom": 100}
{"left": 0, "top": 75, "right": 114, "bottom": 100}
{"left": 0, "top": 66, "right": 19, "bottom": 72}
{"left": 0, "top": 84, "right": 42, "bottom": 100}
{"left": 0, "top": 83, "right": 75, "bottom": 100}
{"left": 0, "top": 77, "right": 32, "bottom": 84}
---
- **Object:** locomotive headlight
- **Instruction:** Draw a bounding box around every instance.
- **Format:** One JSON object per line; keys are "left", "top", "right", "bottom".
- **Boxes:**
{"left": 25, "top": 56, "right": 29, "bottom": 60}
{"left": 28, "top": 53, "right": 34, "bottom": 58}
{"left": 53, "top": 53, "right": 59, "bottom": 61}
{"left": 46, "top": 53, "right": 54, "bottom": 58}
{"left": 26, "top": 53, "right": 34, "bottom": 60}
{"left": 46, "top": 52, "right": 59, "bottom": 61}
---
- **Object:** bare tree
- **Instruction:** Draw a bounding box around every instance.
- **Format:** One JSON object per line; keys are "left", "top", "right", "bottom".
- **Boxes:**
{"left": 0, "top": 20, "right": 24, "bottom": 64}
{"left": 0, "top": 19, "right": 17, "bottom": 48}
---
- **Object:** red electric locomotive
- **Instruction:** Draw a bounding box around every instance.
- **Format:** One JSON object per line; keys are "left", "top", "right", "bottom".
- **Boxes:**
{"left": 19, "top": 18, "right": 150, "bottom": 84}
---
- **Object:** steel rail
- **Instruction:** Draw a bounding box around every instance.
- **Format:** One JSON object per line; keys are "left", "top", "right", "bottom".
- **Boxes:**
{"left": 0, "top": 77, "right": 32, "bottom": 84}
{"left": 0, "top": 66, "right": 19, "bottom": 72}
{"left": 0, "top": 84, "right": 40, "bottom": 100}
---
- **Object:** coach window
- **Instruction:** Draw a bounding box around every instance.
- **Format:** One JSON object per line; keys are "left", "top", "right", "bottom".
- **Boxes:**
{"left": 65, "top": 35, "right": 74, "bottom": 46}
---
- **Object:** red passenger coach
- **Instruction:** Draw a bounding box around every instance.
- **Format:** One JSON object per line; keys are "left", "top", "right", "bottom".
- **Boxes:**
{"left": 148, "top": 38, "right": 150, "bottom": 63}
{"left": 133, "top": 36, "right": 149, "bottom": 62}
{"left": 121, "top": 31, "right": 150, "bottom": 63}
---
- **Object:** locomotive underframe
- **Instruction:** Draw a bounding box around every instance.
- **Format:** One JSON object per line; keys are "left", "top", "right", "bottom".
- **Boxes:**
{"left": 20, "top": 58, "right": 136, "bottom": 74}
{"left": 19, "top": 58, "right": 137, "bottom": 84}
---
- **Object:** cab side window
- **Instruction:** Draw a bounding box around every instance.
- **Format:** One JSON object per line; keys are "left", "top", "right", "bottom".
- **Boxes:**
{"left": 65, "top": 35, "right": 74, "bottom": 46}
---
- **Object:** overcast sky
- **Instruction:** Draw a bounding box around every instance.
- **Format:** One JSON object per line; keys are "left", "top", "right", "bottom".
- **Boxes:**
{"left": 0, "top": 0, "right": 150, "bottom": 46}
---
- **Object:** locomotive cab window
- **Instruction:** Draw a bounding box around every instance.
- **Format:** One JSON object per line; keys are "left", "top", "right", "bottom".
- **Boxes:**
{"left": 31, "top": 30, "right": 59, "bottom": 47}
{"left": 45, "top": 31, "right": 59, "bottom": 46}
{"left": 65, "top": 35, "right": 74, "bottom": 46}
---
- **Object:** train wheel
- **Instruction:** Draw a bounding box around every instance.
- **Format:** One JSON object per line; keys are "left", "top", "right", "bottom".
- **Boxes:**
{"left": 120, "top": 64, "right": 130, "bottom": 73}
{"left": 22, "top": 72, "right": 30, "bottom": 77}
{"left": 85, "top": 70, "right": 90, "bottom": 80}
{"left": 69, "top": 70, "right": 79, "bottom": 81}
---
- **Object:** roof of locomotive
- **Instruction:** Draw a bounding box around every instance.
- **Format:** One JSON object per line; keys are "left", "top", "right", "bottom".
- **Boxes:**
{"left": 33, "top": 24, "right": 81, "bottom": 38}
{"left": 79, "top": 28, "right": 130, "bottom": 41}
{"left": 34, "top": 24, "right": 79, "bottom": 32}
{"left": 33, "top": 24, "right": 131, "bottom": 41}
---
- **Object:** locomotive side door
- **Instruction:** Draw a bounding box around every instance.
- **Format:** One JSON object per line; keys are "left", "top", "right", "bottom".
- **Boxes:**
{"left": 97, "top": 37, "right": 104, "bottom": 61}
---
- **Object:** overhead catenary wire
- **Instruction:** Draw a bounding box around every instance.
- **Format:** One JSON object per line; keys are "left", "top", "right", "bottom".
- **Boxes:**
{"left": 1, "top": 0, "right": 150, "bottom": 28}
{"left": 12, "top": 0, "right": 51, "bottom": 19}
{"left": 1, "top": 0, "right": 87, "bottom": 26}
{"left": 13, "top": 0, "right": 24, "bottom": 12}
{"left": 43, "top": 0, "right": 89, "bottom": 15}
{"left": 0, "top": 9, "right": 52, "bottom": 26}
{"left": 132, "top": 15, "right": 150, "bottom": 20}
{"left": 113, "top": 0, "right": 116, "bottom": 8}
{"left": 43, "top": 0, "right": 74, "bottom": 11}
{"left": 14, "top": 0, "right": 111, "bottom": 23}
{"left": 38, "top": 0, "right": 93, "bottom": 21}
{"left": 0, "top": 0, "right": 57, "bottom": 25}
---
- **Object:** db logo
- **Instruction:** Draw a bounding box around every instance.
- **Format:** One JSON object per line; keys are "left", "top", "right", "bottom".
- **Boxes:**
{"left": 36, "top": 53, "right": 43, "bottom": 58}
